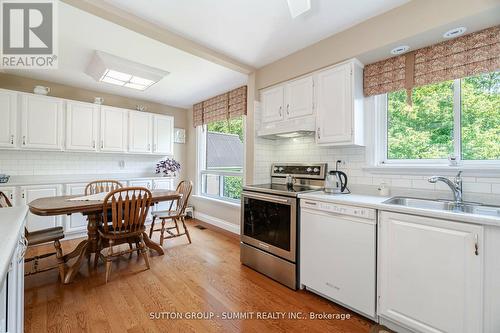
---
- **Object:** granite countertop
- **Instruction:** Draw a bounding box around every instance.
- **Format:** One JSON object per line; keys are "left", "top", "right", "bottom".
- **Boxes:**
{"left": 298, "top": 191, "right": 500, "bottom": 227}
{"left": 0, "top": 205, "right": 28, "bottom": 285}
{"left": 0, "top": 173, "right": 175, "bottom": 187}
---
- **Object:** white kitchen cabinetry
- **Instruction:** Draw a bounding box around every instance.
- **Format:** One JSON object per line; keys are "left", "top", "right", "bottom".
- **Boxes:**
{"left": 65, "top": 100, "right": 99, "bottom": 152}
{"left": 129, "top": 111, "right": 153, "bottom": 153}
{"left": 0, "top": 226, "right": 25, "bottom": 333}
{"left": 300, "top": 201, "right": 376, "bottom": 319}
{"left": 261, "top": 76, "right": 314, "bottom": 124}
{"left": 100, "top": 106, "right": 128, "bottom": 152}
{"left": 64, "top": 183, "right": 88, "bottom": 235}
{"left": 261, "top": 85, "right": 285, "bottom": 123}
{"left": 0, "top": 187, "right": 16, "bottom": 206}
{"left": 378, "top": 211, "right": 483, "bottom": 333}
{"left": 21, "top": 94, "right": 63, "bottom": 150}
{"left": 284, "top": 76, "right": 314, "bottom": 119}
{"left": 315, "top": 59, "right": 364, "bottom": 146}
{"left": 22, "top": 185, "right": 62, "bottom": 231}
{"left": 0, "top": 89, "right": 18, "bottom": 149}
{"left": 153, "top": 114, "right": 174, "bottom": 155}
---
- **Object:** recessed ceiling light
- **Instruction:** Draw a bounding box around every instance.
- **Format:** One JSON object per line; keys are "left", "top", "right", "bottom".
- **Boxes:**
{"left": 443, "top": 27, "right": 467, "bottom": 39}
{"left": 287, "top": 0, "right": 311, "bottom": 18}
{"left": 86, "top": 51, "right": 169, "bottom": 91}
{"left": 390, "top": 45, "right": 410, "bottom": 55}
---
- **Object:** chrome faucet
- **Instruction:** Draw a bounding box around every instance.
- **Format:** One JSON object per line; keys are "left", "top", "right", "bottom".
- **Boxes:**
{"left": 428, "top": 171, "right": 463, "bottom": 204}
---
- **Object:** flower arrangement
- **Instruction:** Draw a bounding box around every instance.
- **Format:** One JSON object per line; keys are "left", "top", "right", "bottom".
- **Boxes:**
{"left": 155, "top": 158, "right": 181, "bottom": 177}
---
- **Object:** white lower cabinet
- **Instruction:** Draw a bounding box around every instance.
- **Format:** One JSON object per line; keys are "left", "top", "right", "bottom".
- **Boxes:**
{"left": 0, "top": 224, "right": 25, "bottom": 333}
{"left": 22, "top": 185, "right": 62, "bottom": 232}
{"left": 378, "top": 211, "right": 483, "bottom": 333}
{"left": 64, "top": 184, "right": 88, "bottom": 235}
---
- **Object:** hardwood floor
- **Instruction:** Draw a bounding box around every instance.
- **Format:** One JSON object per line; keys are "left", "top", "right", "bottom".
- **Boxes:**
{"left": 24, "top": 219, "right": 375, "bottom": 333}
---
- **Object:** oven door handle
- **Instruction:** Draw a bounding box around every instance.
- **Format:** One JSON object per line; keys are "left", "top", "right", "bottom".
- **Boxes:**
{"left": 242, "top": 192, "right": 292, "bottom": 205}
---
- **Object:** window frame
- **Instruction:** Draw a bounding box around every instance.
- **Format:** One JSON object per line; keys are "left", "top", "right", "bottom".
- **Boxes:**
{"left": 376, "top": 78, "right": 500, "bottom": 168}
{"left": 195, "top": 119, "right": 245, "bottom": 204}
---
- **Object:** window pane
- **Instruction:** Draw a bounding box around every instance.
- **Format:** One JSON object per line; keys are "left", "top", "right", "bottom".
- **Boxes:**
{"left": 201, "top": 173, "right": 242, "bottom": 201}
{"left": 206, "top": 117, "right": 244, "bottom": 172}
{"left": 461, "top": 72, "right": 500, "bottom": 160}
{"left": 387, "top": 81, "right": 454, "bottom": 159}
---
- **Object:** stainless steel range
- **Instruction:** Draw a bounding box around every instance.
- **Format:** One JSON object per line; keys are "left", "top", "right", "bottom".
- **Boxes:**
{"left": 240, "top": 163, "right": 327, "bottom": 289}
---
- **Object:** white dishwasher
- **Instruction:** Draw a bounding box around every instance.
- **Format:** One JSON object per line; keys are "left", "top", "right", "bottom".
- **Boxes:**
{"left": 300, "top": 199, "right": 377, "bottom": 320}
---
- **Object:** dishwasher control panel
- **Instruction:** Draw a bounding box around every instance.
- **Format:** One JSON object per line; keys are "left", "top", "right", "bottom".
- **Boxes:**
{"left": 301, "top": 200, "right": 376, "bottom": 219}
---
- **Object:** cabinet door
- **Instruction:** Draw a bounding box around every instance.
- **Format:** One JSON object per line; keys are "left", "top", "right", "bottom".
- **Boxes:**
{"left": 285, "top": 76, "right": 313, "bottom": 119}
{"left": 64, "top": 184, "right": 88, "bottom": 235}
{"left": 378, "top": 212, "right": 483, "bottom": 333}
{"left": 153, "top": 115, "right": 174, "bottom": 155}
{"left": 66, "top": 101, "right": 99, "bottom": 151}
{"left": 300, "top": 209, "right": 376, "bottom": 318}
{"left": 261, "top": 85, "right": 284, "bottom": 123}
{"left": 21, "top": 94, "right": 63, "bottom": 150}
{"left": 0, "top": 187, "right": 16, "bottom": 206}
{"left": 0, "top": 89, "right": 18, "bottom": 148}
{"left": 153, "top": 179, "right": 175, "bottom": 212}
{"left": 100, "top": 106, "right": 128, "bottom": 152}
{"left": 22, "top": 185, "right": 61, "bottom": 231}
{"left": 129, "top": 111, "right": 152, "bottom": 153}
{"left": 315, "top": 63, "right": 352, "bottom": 144}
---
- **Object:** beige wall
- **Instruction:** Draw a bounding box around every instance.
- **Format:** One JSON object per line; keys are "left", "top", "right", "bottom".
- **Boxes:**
{"left": 0, "top": 73, "right": 189, "bottom": 179}
{"left": 255, "top": 0, "right": 500, "bottom": 89}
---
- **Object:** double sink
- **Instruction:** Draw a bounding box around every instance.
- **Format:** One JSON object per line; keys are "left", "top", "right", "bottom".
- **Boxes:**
{"left": 383, "top": 197, "right": 500, "bottom": 218}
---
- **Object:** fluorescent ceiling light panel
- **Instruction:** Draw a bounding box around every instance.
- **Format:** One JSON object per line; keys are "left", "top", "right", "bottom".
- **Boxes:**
{"left": 86, "top": 51, "right": 169, "bottom": 91}
{"left": 287, "top": 0, "right": 311, "bottom": 18}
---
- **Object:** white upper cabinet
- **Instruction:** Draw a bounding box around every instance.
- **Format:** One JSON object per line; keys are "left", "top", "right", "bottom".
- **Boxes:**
{"left": 0, "top": 89, "right": 18, "bottom": 148}
{"left": 153, "top": 114, "right": 174, "bottom": 155}
{"left": 65, "top": 100, "right": 99, "bottom": 151}
{"left": 315, "top": 59, "right": 364, "bottom": 146}
{"left": 378, "top": 212, "right": 483, "bottom": 333}
{"left": 129, "top": 111, "right": 153, "bottom": 153}
{"left": 284, "top": 76, "right": 314, "bottom": 119}
{"left": 261, "top": 85, "right": 285, "bottom": 123}
{"left": 100, "top": 106, "right": 128, "bottom": 152}
{"left": 21, "top": 94, "right": 63, "bottom": 150}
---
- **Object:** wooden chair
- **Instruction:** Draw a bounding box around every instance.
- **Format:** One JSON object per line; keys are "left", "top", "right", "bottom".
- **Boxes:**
{"left": 0, "top": 191, "right": 65, "bottom": 280}
{"left": 149, "top": 180, "right": 193, "bottom": 246}
{"left": 85, "top": 180, "right": 123, "bottom": 195}
{"left": 97, "top": 187, "right": 152, "bottom": 283}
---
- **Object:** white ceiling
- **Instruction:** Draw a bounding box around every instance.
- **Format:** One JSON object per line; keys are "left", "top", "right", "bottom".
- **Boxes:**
{"left": 102, "top": 0, "right": 410, "bottom": 68}
{"left": 4, "top": 2, "right": 248, "bottom": 108}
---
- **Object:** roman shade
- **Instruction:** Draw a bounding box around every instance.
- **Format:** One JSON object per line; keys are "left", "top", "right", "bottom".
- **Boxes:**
{"left": 363, "top": 25, "right": 500, "bottom": 98}
{"left": 193, "top": 86, "right": 247, "bottom": 127}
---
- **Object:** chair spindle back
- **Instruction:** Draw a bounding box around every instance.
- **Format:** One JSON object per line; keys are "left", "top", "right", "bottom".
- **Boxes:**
{"left": 173, "top": 180, "right": 193, "bottom": 216}
{"left": 85, "top": 180, "right": 123, "bottom": 195}
{"left": 0, "top": 191, "right": 12, "bottom": 208}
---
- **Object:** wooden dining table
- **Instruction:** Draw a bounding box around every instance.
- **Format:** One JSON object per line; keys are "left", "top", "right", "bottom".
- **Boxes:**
{"left": 28, "top": 189, "right": 181, "bottom": 284}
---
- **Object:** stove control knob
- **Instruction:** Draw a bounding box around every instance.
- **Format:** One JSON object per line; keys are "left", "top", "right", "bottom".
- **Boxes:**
{"left": 313, "top": 168, "right": 319, "bottom": 173}
{"left": 278, "top": 167, "right": 284, "bottom": 172}
{"left": 306, "top": 167, "right": 312, "bottom": 172}
{"left": 273, "top": 167, "right": 278, "bottom": 172}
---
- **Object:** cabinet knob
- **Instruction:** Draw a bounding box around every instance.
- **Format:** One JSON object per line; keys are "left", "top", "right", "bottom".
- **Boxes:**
{"left": 317, "top": 127, "right": 321, "bottom": 140}
{"left": 286, "top": 104, "right": 290, "bottom": 115}
{"left": 100, "top": 140, "right": 104, "bottom": 149}
{"left": 279, "top": 106, "right": 282, "bottom": 117}
{"left": 10, "top": 135, "right": 14, "bottom": 145}
{"left": 92, "top": 140, "right": 96, "bottom": 149}
{"left": 22, "top": 136, "right": 26, "bottom": 145}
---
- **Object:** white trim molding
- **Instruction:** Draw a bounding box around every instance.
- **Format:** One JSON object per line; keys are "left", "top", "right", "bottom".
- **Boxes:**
{"left": 194, "top": 211, "right": 240, "bottom": 235}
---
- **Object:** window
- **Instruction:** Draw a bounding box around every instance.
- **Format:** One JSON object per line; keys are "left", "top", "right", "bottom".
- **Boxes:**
{"left": 198, "top": 117, "right": 244, "bottom": 203}
{"left": 383, "top": 72, "right": 499, "bottom": 164}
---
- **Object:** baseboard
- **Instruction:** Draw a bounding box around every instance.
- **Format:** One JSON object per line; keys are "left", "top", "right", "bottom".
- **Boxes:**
{"left": 193, "top": 212, "right": 240, "bottom": 235}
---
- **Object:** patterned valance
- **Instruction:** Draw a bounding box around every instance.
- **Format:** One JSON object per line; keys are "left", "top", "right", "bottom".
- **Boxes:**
{"left": 364, "top": 25, "right": 500, "bottom": 97}
{"left": 193, "top": 86, "right": 247, "bottom": 127}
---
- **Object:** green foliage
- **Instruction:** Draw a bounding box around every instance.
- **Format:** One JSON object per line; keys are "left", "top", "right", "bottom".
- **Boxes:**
{"left": 207, "top": 117, "right": 244, "bottom": 142}
{"left": 387, "top": 72, "right": 499, "bottom": 160}
{"left": 223, "top": 176, "right": 243, "bottom": 200}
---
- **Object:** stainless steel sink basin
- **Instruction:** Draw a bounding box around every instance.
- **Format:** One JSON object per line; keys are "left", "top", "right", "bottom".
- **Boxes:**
{"left": 383, "top": 197, "right": 500, "bottom": 218}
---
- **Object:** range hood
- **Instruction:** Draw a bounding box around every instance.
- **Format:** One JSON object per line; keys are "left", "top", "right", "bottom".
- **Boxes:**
{"left": 257, "top": 115, "right": 316, "bottom": 139}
